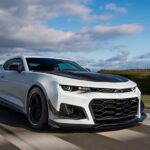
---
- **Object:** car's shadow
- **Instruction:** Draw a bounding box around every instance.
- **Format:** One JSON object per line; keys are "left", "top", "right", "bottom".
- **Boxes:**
{"left": 0, "top": 105, "right": 141, "bottom": 134}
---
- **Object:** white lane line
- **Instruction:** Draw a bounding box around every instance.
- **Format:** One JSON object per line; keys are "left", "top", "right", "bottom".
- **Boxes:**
{"left": 2, "top": 133, "right": 35, "bottom": 150}
{"left": 0, "top": 133, "right": 33, "bottom": 149}
{"left": 142, "top": 113, "right": 150, "bottom": 126}
{"left": 0, "top": 125, "right": 82, "bottom": 150}
{"left": 0, "top": 135, "right": 7, "bottom": 146}
{"left": 97, "top": 129, "right": 148, "bottom": 142}
{"left": 16, "top": 132, "right": 82, "bottom": 150}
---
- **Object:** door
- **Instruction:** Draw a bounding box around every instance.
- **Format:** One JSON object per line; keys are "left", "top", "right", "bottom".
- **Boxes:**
{"left": 0, "top": 58, "right": 26, "bottom": 109}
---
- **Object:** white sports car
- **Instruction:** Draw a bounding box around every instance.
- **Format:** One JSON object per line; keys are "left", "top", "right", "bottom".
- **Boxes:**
{"left": 0, "top": 56, "right": 146, "bottom": 129}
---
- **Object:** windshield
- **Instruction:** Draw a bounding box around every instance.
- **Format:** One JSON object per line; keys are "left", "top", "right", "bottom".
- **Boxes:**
{"left": 26, "top": 58, "right": 87, "bottom": 72}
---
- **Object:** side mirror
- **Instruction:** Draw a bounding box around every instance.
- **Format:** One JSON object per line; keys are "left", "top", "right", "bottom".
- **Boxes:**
{"left": 85, "top": 68, "right": 91, "bottom": 72}
{"left": 17, "top": 64, "right": 24, "bottom": 73}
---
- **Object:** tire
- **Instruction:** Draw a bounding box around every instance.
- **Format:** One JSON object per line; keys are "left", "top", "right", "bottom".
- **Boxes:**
{"left": 27, "top": 87, "right": 48, "bottom": 130}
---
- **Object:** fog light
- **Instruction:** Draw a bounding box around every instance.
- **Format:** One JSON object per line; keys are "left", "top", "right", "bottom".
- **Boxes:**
{"left": 59, "top": 103, "right": 86, "bottom": 119}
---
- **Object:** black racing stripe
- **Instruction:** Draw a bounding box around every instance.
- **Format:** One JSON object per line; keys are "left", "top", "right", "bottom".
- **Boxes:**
{"left": 48, "top": 71, "right": 129, "bottom": 82}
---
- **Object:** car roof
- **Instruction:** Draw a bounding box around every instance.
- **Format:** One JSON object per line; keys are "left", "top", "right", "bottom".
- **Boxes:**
{"left": 25, "top": 56, "right": 69, "bottom": 60}
{"left": 6, "top": 56, "right": 71, "bottom": 61}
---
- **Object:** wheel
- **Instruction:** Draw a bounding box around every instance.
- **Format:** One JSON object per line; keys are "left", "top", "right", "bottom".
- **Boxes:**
{"left": 27, "top": 87, "right": 48, "bottom": 129}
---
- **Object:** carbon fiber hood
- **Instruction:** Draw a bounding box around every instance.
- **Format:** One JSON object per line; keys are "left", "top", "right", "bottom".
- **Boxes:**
{"left": 50, "top": 71, "right": 129, "bottom": 82}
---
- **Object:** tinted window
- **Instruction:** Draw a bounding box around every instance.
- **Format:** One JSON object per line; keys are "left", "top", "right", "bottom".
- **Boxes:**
{"left": 26, "top": 58, "right": 86, "bottom": 72}
{"left": 3, "top": 58, "right": 24, "bottom": 71}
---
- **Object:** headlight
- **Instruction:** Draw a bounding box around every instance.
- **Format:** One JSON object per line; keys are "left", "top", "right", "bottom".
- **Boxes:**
{"left": 131, "top": 86, "right": 136, "bottom": 91}
{"left": 61, "top": 85, "right": 91, "bottom": 92}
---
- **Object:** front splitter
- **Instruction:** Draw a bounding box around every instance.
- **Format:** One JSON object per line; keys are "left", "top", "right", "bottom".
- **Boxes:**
{"left": 48, "top": 113, "right": 147, "bottom": 131}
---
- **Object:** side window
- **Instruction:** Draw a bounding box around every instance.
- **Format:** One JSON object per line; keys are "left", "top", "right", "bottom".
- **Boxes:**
{"left": 3, "top": 58, "right": 24, "bottom": 71}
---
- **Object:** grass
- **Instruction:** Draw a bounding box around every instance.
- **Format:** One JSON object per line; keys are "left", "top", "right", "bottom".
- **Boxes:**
{"left": 142, "top": 95, "right": 150, "bottom": 108}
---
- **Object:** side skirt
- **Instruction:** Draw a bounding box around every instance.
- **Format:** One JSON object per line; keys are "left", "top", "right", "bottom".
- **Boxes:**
{"left": 0, "top": 97, "right": 25, "bottom": 114}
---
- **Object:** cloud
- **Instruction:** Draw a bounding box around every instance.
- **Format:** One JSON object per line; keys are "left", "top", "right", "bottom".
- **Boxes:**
{"left": 107, "top": 51, "right": 129, "bottom": 63}
{"left": 57, "top": 52, "right": 150, "bottom": 71}
{"left": 71, "top": 52, "right": 150, "bottom": 71}
{"left": 0, "top": 0, "right": 115, "bottom": 26}
{"left": 0, "top": 0, "right": 145, "bottom": 66}
{"left": 105, "top": 3, "right": 128, "bottom": 14}
{"left": 136, "top": 52, "right": 150, "bottom": 59}
{"left": 81, "top": 24, "right": 143, "bottom": 40}
{"left": 117, "top": 60, "right": 150, "bottom": 70}
{"left": 1, "top": 48, "right": 149, "bottom": 71}
{"left": 0, "top": 0, "right": 93, "bottom": 24}
{"left": 90, "top": 51, "right": 129, "bottom": 70}
{"left": 0, "top": 0, "right": 141, "bottom": 54}
{"left": 0, "top": 0, "right": 139, "bottom": 54}
{"left": 0, "top": 24, "right": 143, "bottom": 51}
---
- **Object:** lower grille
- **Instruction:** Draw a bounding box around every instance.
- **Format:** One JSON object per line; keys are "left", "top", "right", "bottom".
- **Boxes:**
{"left": 90, "top": 98, "right": 138, "bottom": 123}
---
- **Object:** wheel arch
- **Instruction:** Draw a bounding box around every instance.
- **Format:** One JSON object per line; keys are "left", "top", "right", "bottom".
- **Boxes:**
{"left": 25, "top": 83, "right": 49, "bottom": 114}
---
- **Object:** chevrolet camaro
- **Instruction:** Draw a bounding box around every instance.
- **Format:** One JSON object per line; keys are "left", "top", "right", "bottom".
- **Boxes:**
{"left": 0, "top": 56, "right": 146, "bottom": 129}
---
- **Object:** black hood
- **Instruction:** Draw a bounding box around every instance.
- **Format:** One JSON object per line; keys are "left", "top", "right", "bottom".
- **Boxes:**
{"left": 49, "top": 71, "right": 129, "bottom": 82}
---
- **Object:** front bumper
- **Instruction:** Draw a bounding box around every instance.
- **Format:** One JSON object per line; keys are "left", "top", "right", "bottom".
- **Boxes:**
{"left": 48, "top": 85, "right": 146, "bottom": 128}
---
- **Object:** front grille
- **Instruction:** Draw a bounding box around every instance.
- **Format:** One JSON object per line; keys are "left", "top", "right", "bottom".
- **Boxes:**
{"left": 90, "top": 87, "right": 135, "bottom": 93}
{"left": 90, "top": 98, "right": 138, "bottom": 123}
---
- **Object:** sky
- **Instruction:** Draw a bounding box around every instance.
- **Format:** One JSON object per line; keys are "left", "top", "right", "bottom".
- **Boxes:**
{"left": 0, "top": 0, "right": 150, "bottom": 70}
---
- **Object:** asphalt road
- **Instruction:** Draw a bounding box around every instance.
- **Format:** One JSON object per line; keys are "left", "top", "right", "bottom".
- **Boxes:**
{"left": 0, "top": 106, "right": 150, "bottom": 150}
